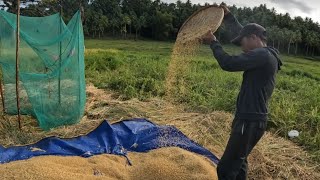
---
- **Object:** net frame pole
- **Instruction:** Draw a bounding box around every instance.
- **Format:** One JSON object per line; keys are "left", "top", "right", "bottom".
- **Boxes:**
{"left": 58, "top": 1, "right": 62, "bottom": 105}
{"left": 0, "top": 38, "right": 4, "bottom": 113}
{"left": 0, "top": 77, "right": 5, "bottom": 113}
{"left": 15, "top": 0, "right": 21, "bottom": 129}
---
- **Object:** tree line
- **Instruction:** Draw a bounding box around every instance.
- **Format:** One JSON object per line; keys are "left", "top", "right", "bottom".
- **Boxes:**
{"left": 1, "top": 0, "right": 320, "bottom": 56}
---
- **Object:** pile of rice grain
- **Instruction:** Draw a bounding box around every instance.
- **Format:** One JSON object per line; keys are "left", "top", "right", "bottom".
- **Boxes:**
{"left": 0, "top": 147, "right": 217, "bottom": 180}
{"left": 165, "top": 6, "right": 224, "bottom": 98}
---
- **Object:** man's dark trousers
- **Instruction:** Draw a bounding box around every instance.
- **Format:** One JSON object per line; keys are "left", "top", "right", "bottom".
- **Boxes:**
{"left": 217, "top": 118, "right": 267, "bottom": 180}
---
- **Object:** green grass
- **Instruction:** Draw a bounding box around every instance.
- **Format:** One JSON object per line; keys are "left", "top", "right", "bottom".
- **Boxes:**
{"left": 85, "top": 40, "right": 171, "bottom": 100}
{"left": 84, "top": 39, "right": 320, "bottom": 161}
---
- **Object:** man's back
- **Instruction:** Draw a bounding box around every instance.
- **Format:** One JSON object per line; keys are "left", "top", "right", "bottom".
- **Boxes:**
{"left": 235, "top": 46, "right": 281, "bottom": 121}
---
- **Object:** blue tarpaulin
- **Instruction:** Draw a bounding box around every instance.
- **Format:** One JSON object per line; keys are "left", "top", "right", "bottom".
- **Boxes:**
{"left": 0, "top": 118, "right": 219, "bottom": 165}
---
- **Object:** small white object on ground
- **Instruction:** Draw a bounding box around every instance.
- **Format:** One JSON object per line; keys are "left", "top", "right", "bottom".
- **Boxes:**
{"left": 288, "top": 130, "right": 299, "bottom": 138}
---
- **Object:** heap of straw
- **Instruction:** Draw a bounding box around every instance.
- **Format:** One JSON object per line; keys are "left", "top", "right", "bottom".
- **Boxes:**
{"left": 1, "top": 85, "right": 320, "bottom": 179}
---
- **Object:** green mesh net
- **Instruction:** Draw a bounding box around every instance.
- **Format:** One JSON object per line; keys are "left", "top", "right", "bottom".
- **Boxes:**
{"left": 0, "top": 10, "right": 86, "bottom": 130}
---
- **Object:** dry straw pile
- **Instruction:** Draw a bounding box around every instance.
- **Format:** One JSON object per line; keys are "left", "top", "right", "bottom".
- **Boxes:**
{"left": 1, "top": 85, "right": 320, "bottom": 179}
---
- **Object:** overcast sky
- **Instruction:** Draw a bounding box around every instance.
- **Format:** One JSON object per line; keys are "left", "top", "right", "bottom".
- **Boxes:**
{"left": 163, "top": 0, "right": 320, "bottom": 23}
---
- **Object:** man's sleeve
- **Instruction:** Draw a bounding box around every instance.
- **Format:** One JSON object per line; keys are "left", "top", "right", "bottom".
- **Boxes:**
{"left": 223, "top": 13, "right": 243, "bottom": 39}
{"left": 210, "top": 41, "right": 268, "bottom": 72}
